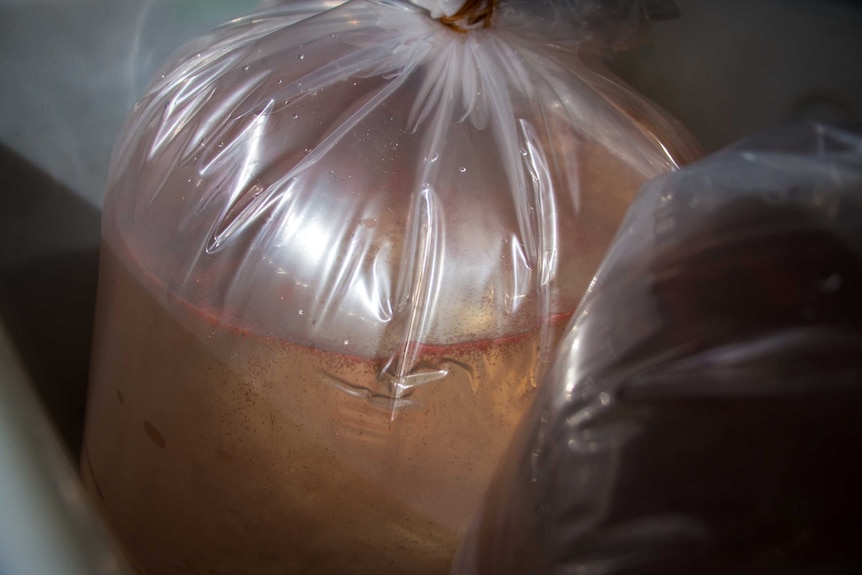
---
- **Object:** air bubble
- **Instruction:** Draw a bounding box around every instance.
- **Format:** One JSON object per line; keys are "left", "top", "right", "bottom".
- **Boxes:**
{"left": 520, "top": 148, "right": 528, "bottom": 156}
{"left": 344, "top": 340, "right": 349, "bottom": 345}
{"left": 297, "top": 54, "right": 305, "bottom": 61}
{"left": 242, "top": 65, "right": 250, "bottom": 72}
{"left": 218, "top": 141, "right": 224, "bottom": 148}
{"left": 292, "top": 113, "right": 299, "bottom": 119}
{"left": 459, "top": 166, "right": 467, "bottom": 173}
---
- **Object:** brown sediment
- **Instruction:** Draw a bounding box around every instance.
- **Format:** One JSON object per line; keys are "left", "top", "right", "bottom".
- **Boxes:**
{"left": 81, "top": 243, "right": 570, "bottom": 575}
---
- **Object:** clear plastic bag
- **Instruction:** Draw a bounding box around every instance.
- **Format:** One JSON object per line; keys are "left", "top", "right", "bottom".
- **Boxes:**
{"left": 79, "top": 1, "right": 699, "bottom": 573}
{"left": 453, "top": 123, "right": 862, "bottom": 575}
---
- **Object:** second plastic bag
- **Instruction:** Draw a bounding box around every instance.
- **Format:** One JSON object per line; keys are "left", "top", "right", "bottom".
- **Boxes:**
{"left": 80, "top": 1, "right": 699, "bottom": 573}
{"left": 453, "top": 123, "right": 862, "bottom": 574}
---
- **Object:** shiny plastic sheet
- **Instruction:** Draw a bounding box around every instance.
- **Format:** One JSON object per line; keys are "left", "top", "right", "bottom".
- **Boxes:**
{"left": 80, "top": 1, "right": 699, "bottom": 573}
{"left": 453, "top": 123, "right": 862, "bottom": 575}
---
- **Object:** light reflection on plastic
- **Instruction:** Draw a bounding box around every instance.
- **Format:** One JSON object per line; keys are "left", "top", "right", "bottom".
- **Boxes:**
{"left": 233, "top": 102, "right": 269, "bottom": 194}
{"left": 294, "top": 217, "right": 333, "bottom": 268}
{"left": 564, "top": 362, "right": 576, "bottom": 401}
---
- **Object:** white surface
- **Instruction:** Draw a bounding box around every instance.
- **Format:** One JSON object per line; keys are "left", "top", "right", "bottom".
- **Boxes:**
{"left": 0, "top": 319, "right": 131, "bottom": 575}
{"left": 0, "top": 0, "right": 261, "bottom": 208}
{"left": 616, "top": 0, "right": 862, "bottom": 152}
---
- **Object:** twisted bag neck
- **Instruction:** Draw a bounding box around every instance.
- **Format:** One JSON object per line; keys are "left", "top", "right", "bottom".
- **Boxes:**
{"left": 439, "top": 0, "right": 496, "bottom": 32}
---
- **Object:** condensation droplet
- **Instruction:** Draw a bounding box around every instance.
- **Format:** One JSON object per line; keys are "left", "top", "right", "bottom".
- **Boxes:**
{"left": 520, "top": 148, "right": 528, "bottom": 156}
{"left": 217, "top": 141, "right": 224, "bottom": 148}
{"left": 277, "top": 79, "right": 283, "bottom": 85}
{"left": 297, "top": 54, "right": 305, "bottom": 61}
{"left": 298, "top": 309, "right": 304, "bottom": 315}
{"left": 242, "top": 65, "right": 250, "bottom": 72}
{"left": 292, "top": 113, "right": 299, "bottom": 119}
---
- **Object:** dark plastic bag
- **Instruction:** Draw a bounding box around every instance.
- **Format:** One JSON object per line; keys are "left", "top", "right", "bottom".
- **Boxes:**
{"left": 453, "top": 123, "right": 862, "bottom": 575}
